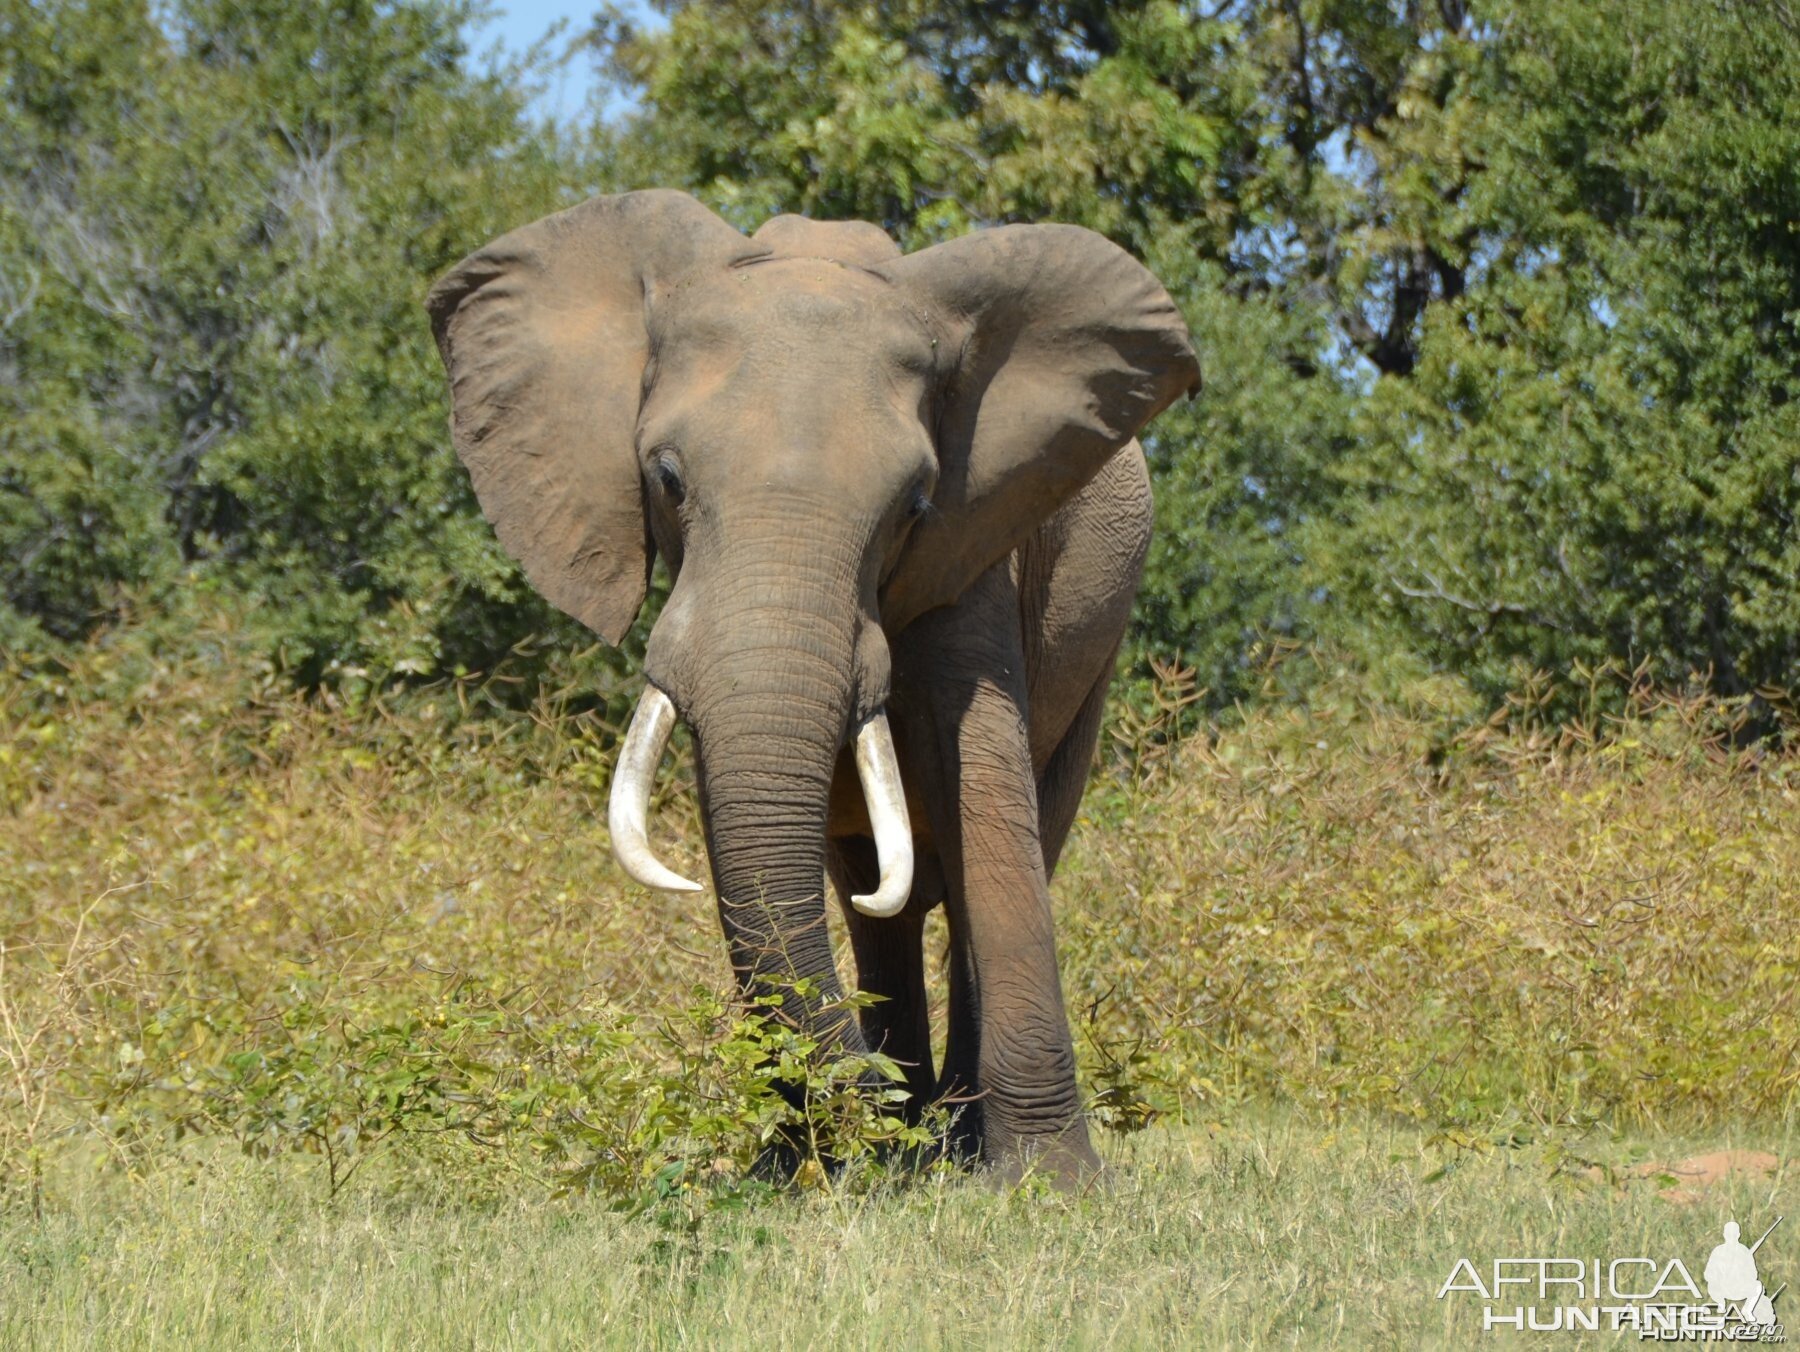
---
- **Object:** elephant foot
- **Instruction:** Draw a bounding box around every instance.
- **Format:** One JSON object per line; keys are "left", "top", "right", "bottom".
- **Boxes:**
{"left": 940, "top": 1101, "right": 1102, "bottom": 1191}
{"left": 749, "top": 1130, "right": 809, "bottom": 1184}
{"left": 983, "top": 1130, "right": 1104, "bottom": 1193}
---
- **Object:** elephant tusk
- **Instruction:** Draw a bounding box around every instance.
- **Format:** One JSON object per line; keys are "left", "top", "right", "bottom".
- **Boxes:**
{"left": 850, "top": 712, "right": 913, "bottom": 918}
{"left": 608, "top": 686, "right": 704, "bottom": 894}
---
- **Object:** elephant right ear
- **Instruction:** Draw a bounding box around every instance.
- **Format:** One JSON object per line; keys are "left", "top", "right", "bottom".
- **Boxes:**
{"left": 425, "top": 191, "right": 759, "bottom": 644}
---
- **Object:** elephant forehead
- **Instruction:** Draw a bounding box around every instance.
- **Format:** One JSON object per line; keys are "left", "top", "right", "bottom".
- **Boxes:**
{"left": 656, "top": 257, "right": 937, "bottom": 369}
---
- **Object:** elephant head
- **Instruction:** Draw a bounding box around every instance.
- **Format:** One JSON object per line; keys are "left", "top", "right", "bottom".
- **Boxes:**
{"left": 426, "top": 190, "right": 1197, "bottom": 1029}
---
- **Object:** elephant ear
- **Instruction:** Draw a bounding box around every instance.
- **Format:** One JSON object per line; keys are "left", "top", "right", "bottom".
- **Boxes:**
{"left": 876, "top": 225, "right": 1200, "bottom": 629}
{"left": 425, "top": 191, "right": 757, "bottom": 643}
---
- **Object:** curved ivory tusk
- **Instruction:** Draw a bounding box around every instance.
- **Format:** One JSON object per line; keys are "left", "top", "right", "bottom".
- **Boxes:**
{"left": 608, "top": 686, "right": 704, "bottom": 893}
{"left": 850, "top": 712, "right": 913, "bottom": 918}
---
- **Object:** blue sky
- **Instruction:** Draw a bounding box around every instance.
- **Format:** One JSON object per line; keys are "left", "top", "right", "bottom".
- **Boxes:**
{"left": 469, "top": 1, "right": 636, "bottom": 121}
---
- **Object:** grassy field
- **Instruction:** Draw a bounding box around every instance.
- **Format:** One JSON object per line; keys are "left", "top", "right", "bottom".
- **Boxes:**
{"left": 2, "top": 636, "right": 1796, "bottom": 1345}
{"left": 1, "top": 1111, "right": 1791, "bottom": 1349}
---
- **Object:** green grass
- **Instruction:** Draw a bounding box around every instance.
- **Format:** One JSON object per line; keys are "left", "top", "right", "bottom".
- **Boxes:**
{"left": 2, "top": 633, "right": 1798, "bottom": 1343}
{"left": 5, "top": 1109, "right": 1793, "bottom": 1349}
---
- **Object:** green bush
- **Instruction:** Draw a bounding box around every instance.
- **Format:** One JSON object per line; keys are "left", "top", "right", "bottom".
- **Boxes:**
{"left": 0, "top": 0, "right": 610, "bottom": 683}
{"left": 87, "top": 975, "right": 937, "bottom": 1207}
{"left": 1328, "top": 0, "right": 1800, "bottom": 714}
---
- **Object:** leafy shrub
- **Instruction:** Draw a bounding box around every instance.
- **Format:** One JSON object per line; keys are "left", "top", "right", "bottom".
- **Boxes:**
{"left": 1073, "top": 664, "right": 1800, "bottom": 1131}
{"left": 6, "top": 635, "right": 1799, "bottom": 1218}
{"left": 84, "top": 975, "right": 937, "bottom": 1207}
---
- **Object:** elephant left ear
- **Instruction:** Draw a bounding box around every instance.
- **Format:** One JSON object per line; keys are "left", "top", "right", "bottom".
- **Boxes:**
{"left": 876, "top": 225, "right": 1200, "bottom": 629}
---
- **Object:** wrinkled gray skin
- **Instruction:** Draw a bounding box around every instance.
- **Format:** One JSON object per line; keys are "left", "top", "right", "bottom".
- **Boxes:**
{"left": 427, "top": 191, "right": 1199, "bottom": 1183}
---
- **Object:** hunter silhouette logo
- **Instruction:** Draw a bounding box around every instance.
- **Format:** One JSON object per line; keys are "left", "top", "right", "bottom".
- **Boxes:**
{"left": 1706, "top": 1218, "right": 1783, "bottom": 1329}
{"left": 1437, "top": 1213, "right": 1787, "bottom": 1339}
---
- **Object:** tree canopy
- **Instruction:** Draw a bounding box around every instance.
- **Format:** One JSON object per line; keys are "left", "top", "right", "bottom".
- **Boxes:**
{"left": 4, "top": 0, "right": 1797, "bottom": 715}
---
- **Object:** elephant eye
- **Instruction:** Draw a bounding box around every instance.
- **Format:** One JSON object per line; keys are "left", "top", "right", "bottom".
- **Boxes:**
{"left": 905, "top": 488, "right": 931, "bottom": 521}
{"left": 653, "top": 454, "right": 685, "bottom": 505}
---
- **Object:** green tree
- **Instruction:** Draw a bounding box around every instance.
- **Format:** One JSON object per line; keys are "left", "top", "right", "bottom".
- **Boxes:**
{"left": 596, "top": 0, "right": 1800, "bottom": 713}
{"left": 1, "top": 0, "right": 601, "bottom": 682}
{"left": 9, "top": 0, "right": 1795, "bottom": 718}
{"left": 1331, "top": 1, "right": 1800, "bottom": 708}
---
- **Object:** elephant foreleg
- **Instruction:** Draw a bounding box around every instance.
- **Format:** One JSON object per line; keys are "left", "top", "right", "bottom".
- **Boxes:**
{"left": 892, "top": 562, "right": 1100, "bottom": 1184}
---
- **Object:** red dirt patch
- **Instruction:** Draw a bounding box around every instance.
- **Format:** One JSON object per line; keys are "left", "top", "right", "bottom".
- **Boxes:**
{"left": 1576, "top": 1150, "right": 1783, "bottom": 1202}
{"left": 1621, "top": 1150, "right": 1783, "bottom": 1204}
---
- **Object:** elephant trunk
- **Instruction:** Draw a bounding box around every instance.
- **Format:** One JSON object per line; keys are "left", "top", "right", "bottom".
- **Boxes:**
{"left": 688, "top": 632, "right": 862, "bottom": 1047}
{"left": 637, "top": 520, "right": 881, "bottom": 1049}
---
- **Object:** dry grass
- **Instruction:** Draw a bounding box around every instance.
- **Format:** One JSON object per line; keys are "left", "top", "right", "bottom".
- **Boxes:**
{"left": 4, "top": 1109, "right": 1795, "bottom": 1349}
{"left": 1071, "top": 670, "right": 1800, "bottom": 1131}
{"left": 1, "top": 635, "right": 1797, "bottom": 1342}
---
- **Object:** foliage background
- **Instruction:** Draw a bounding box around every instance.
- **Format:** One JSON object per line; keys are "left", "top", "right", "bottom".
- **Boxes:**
{"left": 1, "top": 4, "right": 1796, "bottom": 1297}
{"left": 5, "top": 631, "right": 1795, "bottom": 1220}
{"left": 5, "top": 0, "right": 1796, "bottom": 717}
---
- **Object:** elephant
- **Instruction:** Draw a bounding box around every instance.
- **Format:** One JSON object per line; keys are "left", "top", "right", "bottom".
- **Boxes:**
{"left": 425, "top": 190, "right": 1199, "bottom": 1183}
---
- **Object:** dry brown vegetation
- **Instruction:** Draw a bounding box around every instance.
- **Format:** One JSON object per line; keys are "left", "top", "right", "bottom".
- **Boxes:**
{"left": 2, "top": 634, "right": 1797, "bottom": 1216}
